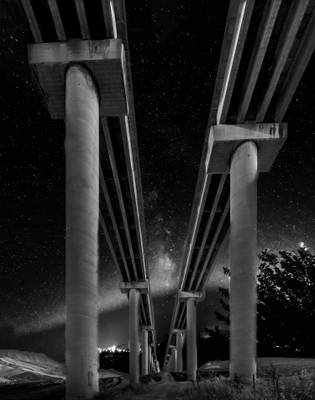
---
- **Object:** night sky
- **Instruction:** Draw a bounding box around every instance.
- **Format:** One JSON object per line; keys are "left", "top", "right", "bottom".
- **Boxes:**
{"left": 0, "top": 0, "right": 315, "bottom": 361}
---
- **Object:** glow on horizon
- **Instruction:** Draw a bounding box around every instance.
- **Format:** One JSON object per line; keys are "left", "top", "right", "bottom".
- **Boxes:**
{"left": 13, "top": 246, "right": 177, "bottom": 335}
{"left": 299, "top": 241, "right": 308, "bottom": 250}
{"left": 98, "top": 345, "right": 127, "bottom": 353}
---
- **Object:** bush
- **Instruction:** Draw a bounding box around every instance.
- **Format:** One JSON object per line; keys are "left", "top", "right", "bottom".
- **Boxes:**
{"left": 181, "top": 370, "right": 315, "bottom": 400}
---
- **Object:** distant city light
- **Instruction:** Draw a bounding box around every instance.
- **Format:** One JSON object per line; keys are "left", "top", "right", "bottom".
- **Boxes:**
{"left": 98, "top": 345, "right": 128, "bottom": 353}
{"left": 299, "top": 241, "right": 308, "bottom": 250}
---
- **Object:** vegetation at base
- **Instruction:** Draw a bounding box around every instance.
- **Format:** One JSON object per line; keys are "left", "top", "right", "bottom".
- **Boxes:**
{"left": 99, "top": 350, "right": 129, "bottom": 373}
{"left": 182, "top": 367, "right": 315, "bottom": 400}
{"left": 211, "top": 247, "right": 315, "bottom": 358}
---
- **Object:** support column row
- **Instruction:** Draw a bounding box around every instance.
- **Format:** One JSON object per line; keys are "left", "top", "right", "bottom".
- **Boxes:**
{"left": 120, "top": 280, "right": 150, "bottom": 385}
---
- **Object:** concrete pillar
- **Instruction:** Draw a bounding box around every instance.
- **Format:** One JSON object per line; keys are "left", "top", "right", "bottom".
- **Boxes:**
{"left": 129, "top": 288, "right": 140, "bottom": 385}
{"left": 141, "top": 328, "right": 149, "bottom": 376}
{"left": 65, "top": 64, "right": 99, "bottom": 399}
{"left": 170, "top": 347, "right": 177, "bottom": 372}
{"left": 230, "top": 140, "right": 258, "bottom": 383}
{"left": 175, "top": 331, "right": 184, "bottom": 372}
{"left": 165, "top": 355, "right": 172, "bottom": 372}
{"left": 148, "top": 346, "right": 153, "bottom": 373}
{"left": 186, "top": 298, "right": 197, "bottom": 381}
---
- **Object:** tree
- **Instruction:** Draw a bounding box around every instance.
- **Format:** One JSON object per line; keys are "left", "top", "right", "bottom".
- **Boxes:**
{"left": 215, "top": 247, "right": 315, "bottom": 357}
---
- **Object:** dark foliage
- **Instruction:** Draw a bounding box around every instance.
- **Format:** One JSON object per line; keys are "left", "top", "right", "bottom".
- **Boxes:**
{"left": 99, "top": 351, "right": 129, "bottom": 373}
{"left": 198, "top": 326, "right": 229, "bottom": 365}
{"left": 215, "top": 247, "right": 315, "bottom": 357}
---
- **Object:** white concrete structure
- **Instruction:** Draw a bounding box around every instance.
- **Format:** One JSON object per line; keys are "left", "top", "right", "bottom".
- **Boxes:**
{"left": 175, "top": 330, "right": 184, "bottom": 372}
{"left": 129, "top": 288, "right": 140, "bottom": 385}
{"left": 186, "top": 298, "right": 197, "bottom": 381}
{"left": 230, "top": 140, "right": 258, "bottom": 382}
{"left": 207, "top": 125, "right": 286, "bottom": 382}
{"left": 141, "top": 328, "right": 149, "bottom": 376}
{"left": 120, "top": 280, "right": 151, "bottom": 384}
{"left": 65, "top": 64, "right": 99, "bottom": 399}
{"left": 170, "top": 346, "right": 177, "bottom": 372}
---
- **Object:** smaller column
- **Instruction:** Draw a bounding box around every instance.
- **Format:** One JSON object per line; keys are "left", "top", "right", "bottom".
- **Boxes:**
{"left": 165, "top": 353, "right": 172, "bottom": 372}
{"left": 186, "top": 298, "right": 197, "bottom": 381}
{"left": 155, "top": 359, "right": 160, "bottom": 373}
{"left": 129, "top": 288, "right": 140, "bottom": 385}
{"left": 170, "top": 346, "right": 177, "bottom": 372}
{"left": 148, "top": 346, "right": 153, "bottom": 373}
{"left": 120, "top": 280, "right": 149, "bottom": 386}
{"left": 141, "top": 328, "right": 149, "bottom": 376}
{"left": 174, "top": 330, "right": 184, "bottom": 372}
{"left": 180, "top": 290, "right": 204, "bottom": 381}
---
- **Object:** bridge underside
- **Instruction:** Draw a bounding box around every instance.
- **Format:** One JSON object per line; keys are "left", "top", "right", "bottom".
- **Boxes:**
{"left": 18, "top": 0, "right": 159, "bottom": 391}
{"left": 164, "top": 0, "right": 315, "bottom": 375}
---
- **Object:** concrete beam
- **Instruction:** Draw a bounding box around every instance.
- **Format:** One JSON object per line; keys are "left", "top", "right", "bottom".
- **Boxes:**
{"left": 119, "top": 115, "right": 147, "bottom": 277}
{"left": 180, "top": 174, "right": 211, "bottom": 290}
{"left": 237, "top": 0, "right": 282, "bottom": 122}
{"left": 102, "top": 0, "right": 118, "bottom": 38}
{"left": 188, "top": 175, "right": 227, "bottom": 291}
{"left": 99, "top": 166, "right": 130, "bottom": 281}
{"left": 256, "top": 0, "right": 309, "bottom": 122}
{"left": 216, "top": 0, "right": 255, "bottom": 124}
{"left": 120, "top": 280, "right": 149, "bottom": 294}
{"left": 21, "top": 0, "right": 43, "bottom": 43}
{"left": 194, "top": 199, "right": 230, "bottom": 291}
{"left": 28, "top": 39, "right": 127, "bottom": 118}
{"left": 142, "top": 325, "right": 153, "bottom": 331}
{"left": 101, "top": 117, "right": 139, "bottom": 280}
{"left": 206, "top": 124, "right": 287, "bottom": 174}
{"left": 47, "top": 0, "right": 66, "bottom": 41}
{"left": 172, "top": 329, "right": 185, "bottom": 334}
{"left": 275, "top": 8, "right": 315, "bottom": 122}
{"left": 179, "top": 290, "right": 205, "bottom": 302}
{"left": 74, "top": 0, "right": 90, "bottom": 39}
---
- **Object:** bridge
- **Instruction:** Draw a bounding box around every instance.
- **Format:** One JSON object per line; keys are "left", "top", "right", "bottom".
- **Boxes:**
{"left": 19, "top": 0, "right": 159, "bottom": 398}
{"left": 163, "top": 0, "right": 315, "bottom": 383}
{"left": 15, "top": 0, "right": 315, "bottom": 398}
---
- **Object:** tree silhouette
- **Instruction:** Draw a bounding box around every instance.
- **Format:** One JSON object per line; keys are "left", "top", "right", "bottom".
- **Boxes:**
{"left": 215, "top": 247, "right": 315, "bottom": 356}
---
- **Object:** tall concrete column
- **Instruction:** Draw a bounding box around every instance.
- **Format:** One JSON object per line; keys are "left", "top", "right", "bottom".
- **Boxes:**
{"left": 175, "top": 331, "right": 183, "bottom": 372}
{"left": 141, "top": 328, "right": 149, "bottom": 376}
{"left": 186, "top": 298, "right": 197, "bottom": 381}
{"left": 129, "top": 288, "right": 140, "bottom": 385}
{"left": 230, "top": 140, "right": 258, "bottom": 383}
{"left": 65, "top": 64, "right": 99, "bottom": 399}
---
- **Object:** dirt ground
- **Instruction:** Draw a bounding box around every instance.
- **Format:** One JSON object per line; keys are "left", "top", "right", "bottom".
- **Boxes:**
{"left": 1, "top": 358, "right": 315, "bottom": 399}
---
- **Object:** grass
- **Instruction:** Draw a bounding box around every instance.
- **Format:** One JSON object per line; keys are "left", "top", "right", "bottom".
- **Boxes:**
{"left": 98, "top": 359, "right": 315, "bottom": 400}
{"left": 182, "top": 366, "right": 315, "bottom": 400}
